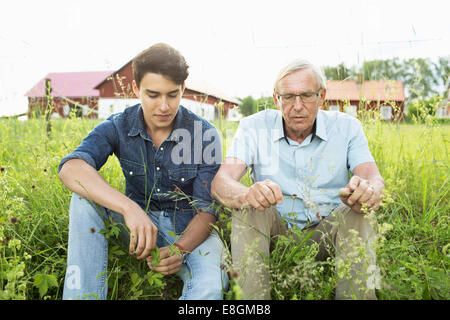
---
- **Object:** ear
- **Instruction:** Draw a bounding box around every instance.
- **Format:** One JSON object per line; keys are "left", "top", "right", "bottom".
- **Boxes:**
{"left": 181, "top": 81, "right": 186, "bottom": 94}
{"left": 273, "top": 93, "right": 281, "bottom": 110}
{"left": 318, "top": 88, "right": 326, "bottom": 107}
{"left": 132, "top": 80, "right": 140, "bottom": 98}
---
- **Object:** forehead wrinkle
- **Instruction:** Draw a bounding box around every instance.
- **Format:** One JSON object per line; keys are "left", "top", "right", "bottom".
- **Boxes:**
{"left": 278, "top": 69, "right": 320, "bottom": 94}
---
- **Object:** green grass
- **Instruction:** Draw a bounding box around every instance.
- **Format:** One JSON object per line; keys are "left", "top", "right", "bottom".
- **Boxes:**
{"left": 0, "top": 116, "right": 448, "bottom": 300}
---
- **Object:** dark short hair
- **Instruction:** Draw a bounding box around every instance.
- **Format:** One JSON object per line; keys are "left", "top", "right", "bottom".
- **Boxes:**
{"left": 132, "top": 43, "right": 189, "bottom": 88}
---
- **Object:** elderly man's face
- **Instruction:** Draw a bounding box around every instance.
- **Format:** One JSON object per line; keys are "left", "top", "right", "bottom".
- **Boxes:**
{"left": 273, "top": 68, "right": 326, "bottom": 142}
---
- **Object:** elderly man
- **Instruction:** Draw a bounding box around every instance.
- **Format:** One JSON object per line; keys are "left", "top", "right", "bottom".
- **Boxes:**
{"left": 211, "top": 59, "right": 384, "bottom": 300}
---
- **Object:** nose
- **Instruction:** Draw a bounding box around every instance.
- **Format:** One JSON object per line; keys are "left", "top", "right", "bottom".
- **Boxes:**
{"left": 292, "top": 96, "right": 305, "bottom": 110}
{"left": 160, "top": 97, "right": 170, "bottom": 111}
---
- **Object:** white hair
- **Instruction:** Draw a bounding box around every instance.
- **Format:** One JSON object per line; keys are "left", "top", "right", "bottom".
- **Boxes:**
{"left": 273, "top": 59, "right": 327, "bottom": 93}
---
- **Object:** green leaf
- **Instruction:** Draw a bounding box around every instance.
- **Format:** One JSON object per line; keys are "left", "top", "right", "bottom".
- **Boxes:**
{"left": 33, "top": 273, "right": 58, "bottom": 298}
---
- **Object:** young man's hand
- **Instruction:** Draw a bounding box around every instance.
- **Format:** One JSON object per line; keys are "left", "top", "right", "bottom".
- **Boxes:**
{"left": 123, "top": 202, "right": 158, "bottom": 260}
{"left": 146, "top": 246, "right": 183, "bottom": 275}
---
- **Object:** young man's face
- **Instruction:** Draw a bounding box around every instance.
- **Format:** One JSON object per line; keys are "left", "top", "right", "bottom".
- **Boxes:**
{"left": 273, "top": 68, "right": 326, "bottom": 141}
{"left": 132, "top": 72, "right": 185, "bottom": 133}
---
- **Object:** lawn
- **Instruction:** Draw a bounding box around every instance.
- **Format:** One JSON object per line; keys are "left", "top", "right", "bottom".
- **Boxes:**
{"left": 0, "top": 115, "right": 448, "bottom": 300}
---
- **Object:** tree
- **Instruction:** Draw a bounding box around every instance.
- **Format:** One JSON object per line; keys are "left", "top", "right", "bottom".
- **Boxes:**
{"left": 433, "top": 56, "right": 450, "bottom": 90}
{"left": 401, "top": 58, "right": 439, "bottom": 100}
{"left": 238, "top": 96, "right": 256, "bottom": 116}
{"left": 323, "top": 63, "right": 353, "bottom": 81}
{"left": 360, "top": 58, "right": 404, "bottom": 81}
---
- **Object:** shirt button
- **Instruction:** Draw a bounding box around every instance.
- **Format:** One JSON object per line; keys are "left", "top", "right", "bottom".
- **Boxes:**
{"left": 129, "top": 171, "right": 133, "bottom": 176}
{"left": 181, "top": 178, "right": 185, "bottom": 182}
{"left": 157, "top": 188, "right": 160, "bottom": 192}
{"left": 160, "top": 147, "right": 164, "bottom": 151}
{"left": 156, "top": 167, "right": 160, "bottom": 171}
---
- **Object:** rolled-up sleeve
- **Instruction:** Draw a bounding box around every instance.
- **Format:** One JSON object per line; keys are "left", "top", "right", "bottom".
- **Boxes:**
{"left": 226, "top": 118, "right": 256, "bottom": 167}
{"left": 58, "top": 120, "right": 118, "bottom": 173}
{"left": 347, "top": 118, "right": 375, "bottom": 173}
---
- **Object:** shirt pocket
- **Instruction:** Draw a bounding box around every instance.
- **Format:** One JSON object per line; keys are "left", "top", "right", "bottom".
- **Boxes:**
{"left": 168, "top": 167, "right": 197, "bottom": 186}
{"left": 119, "top": 158, "right": 147, "bottom": 191}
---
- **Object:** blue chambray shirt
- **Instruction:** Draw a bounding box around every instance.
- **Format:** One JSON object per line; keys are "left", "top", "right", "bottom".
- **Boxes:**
{"left": 227, "top": 109, "right": 375, "bottom": 230}
{"left": 58, "top": 104, "right": 222, "bottom": 234}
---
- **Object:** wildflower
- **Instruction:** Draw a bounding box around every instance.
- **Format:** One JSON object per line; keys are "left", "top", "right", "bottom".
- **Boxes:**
{"left": 9, "top": 216, "right": 19, "bottom": 224}
{"left": 90, "top": 228, "right": 96, "bottom": 233}
{"left": 0, "top": 167, "right": 5, "bottom": 173}
{"left": 229, "top": 270, "right": 241, "bottom": 280}
{"left": 174, "top": 186, "right": 182, "bottom": 193}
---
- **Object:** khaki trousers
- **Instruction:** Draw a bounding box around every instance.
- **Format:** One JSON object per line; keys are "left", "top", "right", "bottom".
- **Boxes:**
{"left": 231, "top": 204, "right": 378, "bottom": 300}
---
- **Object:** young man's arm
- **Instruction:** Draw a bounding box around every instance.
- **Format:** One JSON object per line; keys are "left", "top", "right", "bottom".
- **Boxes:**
{"left": 59, "top": 159, "right": 158, "bottom": 259}
{"left": 58, "top": 120, "right": 158, "bottom": 260}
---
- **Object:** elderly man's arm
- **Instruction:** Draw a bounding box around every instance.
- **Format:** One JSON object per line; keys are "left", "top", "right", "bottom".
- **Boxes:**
{"left": 338, "top": 162, "right": 385, "bottom": 213}
{"left": 211, "top": 157, "right": 283, "bottom": 211}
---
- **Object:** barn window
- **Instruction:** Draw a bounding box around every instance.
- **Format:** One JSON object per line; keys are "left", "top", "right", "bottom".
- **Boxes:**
{"left": 345, "top": 105, "right": 357, "bottom": 117}
{"left": 329, "top": 105, "right": 339, "bottom": 112}
{"left": 380, "top": 105, "right": 392, "bottom": 120}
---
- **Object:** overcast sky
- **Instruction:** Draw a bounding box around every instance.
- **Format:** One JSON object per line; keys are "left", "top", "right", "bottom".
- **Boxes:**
{"left": 0, "top": 0, "right": 449, "bottom": 116}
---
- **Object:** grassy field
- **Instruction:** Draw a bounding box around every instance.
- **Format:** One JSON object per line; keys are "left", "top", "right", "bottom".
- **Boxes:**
{"left": 0, "top": 115, "right": 448, "bottom": 300}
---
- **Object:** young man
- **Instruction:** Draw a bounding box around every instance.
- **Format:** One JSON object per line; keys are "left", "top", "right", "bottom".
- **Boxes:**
{"left": 58, "top": 43, "right": 228, "bottom": 300}
{"left": 211, "top": 59, "right": 385, "bottom": 300}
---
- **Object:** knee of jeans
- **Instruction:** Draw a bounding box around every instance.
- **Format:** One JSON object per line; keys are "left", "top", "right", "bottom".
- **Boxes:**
{"left": 69, "top": 193, "right": 105, "bottom": 230}
{"left": 194, "top": 271, "right": 228, "bottom": 300}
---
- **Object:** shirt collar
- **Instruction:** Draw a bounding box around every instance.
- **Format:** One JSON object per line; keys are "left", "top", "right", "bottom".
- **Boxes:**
{"left": 272, "top": 110, "right": 286, "bottom": 142}
{"left": 128, "top": 104, "right": 184, "bottom": 143}
{"left": 272, "top": 109, "right": 328, "bottom": 143}
{"left": 314, "top": 110, "right": 328, "bottom": 142}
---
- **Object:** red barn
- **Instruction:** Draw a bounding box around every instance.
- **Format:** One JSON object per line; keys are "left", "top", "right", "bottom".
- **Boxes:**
{"left": 25, "top": 71, "right": 113, "bottom": 118}
{"left": 324, "top": 80, "right": 405, "bottom": 121}
{"left": 94, "top": 60, "right": 240, "bottom": 121}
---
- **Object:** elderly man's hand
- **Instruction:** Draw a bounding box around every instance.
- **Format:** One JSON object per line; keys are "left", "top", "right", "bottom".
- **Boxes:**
{"left": 338, "top": 175, "right": 384, "bottom": 213}
{"left": 244, "top": 179, "right": 283, "bottom": 211}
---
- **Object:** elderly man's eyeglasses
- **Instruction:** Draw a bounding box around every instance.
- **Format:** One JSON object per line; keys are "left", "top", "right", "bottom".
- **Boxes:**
{"left": 277, "top": 90, "right": 321, "bottom": 105}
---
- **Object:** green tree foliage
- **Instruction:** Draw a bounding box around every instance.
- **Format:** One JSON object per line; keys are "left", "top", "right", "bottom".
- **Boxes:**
{"left": 433, "top": 56, "right": 450, "bottom": 89}
{"left": 256, "top": 96, "right": 277, "bottom": 112}
{"left": 360, "top": 58, "right": 404, "bottom": 81}
{"left": 323, "top": 63, "right": 354, "bottom": 81}
{"left": 238, "top": 96, "right": 257, "bottom": 116}
{"left": 324, "top": 57, "right": 448, "bottom": 100}
{"left": 406, "top": 95, "right": 444, "bottom": 122}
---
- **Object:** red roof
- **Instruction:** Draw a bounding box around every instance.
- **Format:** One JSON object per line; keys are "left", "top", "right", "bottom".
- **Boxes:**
{"left": 25, "top": 71, "right": 113, "bottom": 98}
{"left": 326, "top": 80, "right": 405, "bottom": 102}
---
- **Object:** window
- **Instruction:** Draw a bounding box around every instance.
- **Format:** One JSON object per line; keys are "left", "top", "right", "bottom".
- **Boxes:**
{"left": 345, "top": 105, "right": 357, "bottom": 117}
{"left": 380, "top": 105, "right": 392, "bottom": 120}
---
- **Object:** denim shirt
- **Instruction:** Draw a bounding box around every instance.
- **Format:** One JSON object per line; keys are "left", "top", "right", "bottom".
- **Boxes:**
{"left": 58, "top": 104, "right": 222, "bottom": 234}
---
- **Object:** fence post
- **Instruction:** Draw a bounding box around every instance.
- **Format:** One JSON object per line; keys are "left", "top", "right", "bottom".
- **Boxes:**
{"left": 45, "top": 78, "right": 53, "bottom": 137}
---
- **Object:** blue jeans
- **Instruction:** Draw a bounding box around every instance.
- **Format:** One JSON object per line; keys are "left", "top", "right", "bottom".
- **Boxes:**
{"left": 62, "top": 193, "right": 229, "bottom": 300}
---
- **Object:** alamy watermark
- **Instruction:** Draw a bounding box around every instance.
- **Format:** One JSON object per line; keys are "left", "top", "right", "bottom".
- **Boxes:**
{"left": 170, "top": 121, "right": 281, "bottom": 175}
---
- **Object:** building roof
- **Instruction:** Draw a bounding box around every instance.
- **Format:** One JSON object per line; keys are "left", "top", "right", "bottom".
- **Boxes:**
{"left": 25, "top": 71, "right": 113, "bottom": 98}
{"left": 325, "top": 80, "right": 405, "bottom": 102}
{"left": 185, "top": 78, "right": 241, "bottom": 105}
